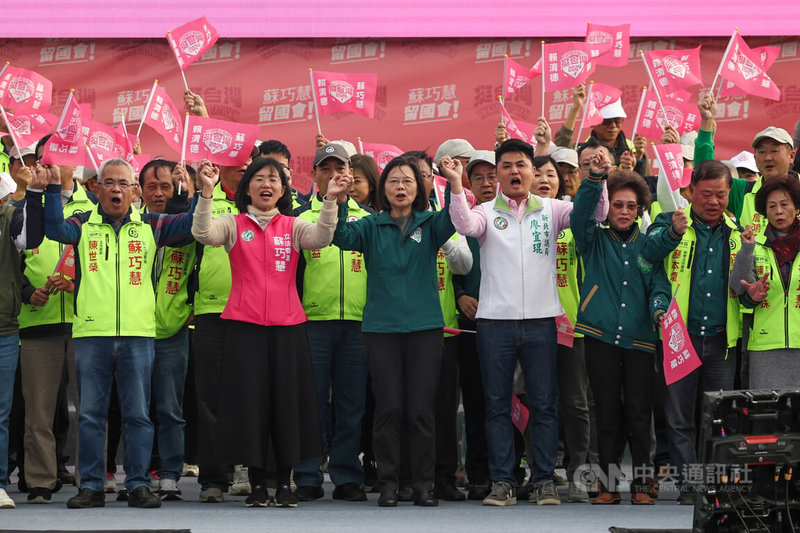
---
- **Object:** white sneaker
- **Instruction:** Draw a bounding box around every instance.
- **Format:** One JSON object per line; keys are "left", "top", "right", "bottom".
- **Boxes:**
{"left": 0, "top": 488, "right": 15, "bottom": 509}
{"left": 182, "top": 464, "right": 199, "bottom": 477}
{"left": 159, "top": 478, "right": 183, "bottom": 501}
{"left": 231, "top": 465, "right": 251, "bottom": 496}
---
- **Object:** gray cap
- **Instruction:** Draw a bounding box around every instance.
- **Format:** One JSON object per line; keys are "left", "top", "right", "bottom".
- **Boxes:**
{"left": 550, "top": 147, "right": 579, "bottom": 168}
{"left": 752, "top": 126, "right": 794, "bottom": 149}
{"left": 434, "top": 138, "right": 475, "bottom": 164}
{"left": 313, "top": 143, "right": 351, "bottom": 167}
{"left": 466, "top": 150, "right": 496, "bottom": 177}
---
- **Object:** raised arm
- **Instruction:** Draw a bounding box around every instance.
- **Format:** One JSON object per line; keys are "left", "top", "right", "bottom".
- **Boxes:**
{"left": 444, "top": 156, "right": 487, "bottom": 239}
{"left": 294, "top": 173, "right": 351, "bottom": 250}
{"left": 191, "top": 160, "right": 236, "bottom": 249}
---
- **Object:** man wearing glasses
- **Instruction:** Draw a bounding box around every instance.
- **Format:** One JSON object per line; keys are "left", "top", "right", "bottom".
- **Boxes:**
{"left": 42, "top": 158, "right": 197, "bottom": 509}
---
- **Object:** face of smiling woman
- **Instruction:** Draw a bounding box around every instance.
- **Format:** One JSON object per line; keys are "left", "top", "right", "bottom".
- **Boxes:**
{"left": 247, "top": 165, "right": 286, "bottom": 211}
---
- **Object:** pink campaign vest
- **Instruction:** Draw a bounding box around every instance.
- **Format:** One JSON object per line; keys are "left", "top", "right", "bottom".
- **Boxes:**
{"left": 221, "top": 212, "right": 307, "bottom": 327}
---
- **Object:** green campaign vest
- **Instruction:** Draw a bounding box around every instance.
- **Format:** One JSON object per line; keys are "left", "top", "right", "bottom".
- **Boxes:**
{"left": 748, "top": 237, "right": 800, "bottom": 351}
{"left": 0, "top": 151, "right": 9, "bottom": 175}
{"left": 73, "top": 205, "right": 157, "bottom": 337}
{"left": 194, "top": 183, "right": 237, "bottom": 315}
{"left": 740, "top": 177, "right": 766, "bottom": 236}
{"left": 299, "top": 196, "right": 369, "bottom": 321}
{"left": 663, "top": 206, "right": 742, "bottom": 348}
{"left": 649, "top": 201, "right": 663, "bottom": 221}
{"left": 437, "top": 234, "right": 459, "bottom": 336}
{"left": 555, "top": 228, "right": 584, "bottom": 339}
{"left": 19, "top": 187, "right": 93, "bottom": 329}
{"left": 154, "top": 242, "right": 196, "bottom": 339}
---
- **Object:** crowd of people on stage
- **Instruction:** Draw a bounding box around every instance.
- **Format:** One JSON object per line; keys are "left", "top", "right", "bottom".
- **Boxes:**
{"left": 1, "top": 83, "right": 799, "bottom": 510}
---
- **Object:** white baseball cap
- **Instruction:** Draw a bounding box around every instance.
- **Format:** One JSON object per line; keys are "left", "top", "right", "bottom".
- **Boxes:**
{"left": 728, "top": 151, "right": 759, "bottom": 173}
{"left": 599, "top": 98, "right": 627, "bottom": 120}
{"left": 550, "top": 147, "right": 579, "bottom": 168}
{"left": 434, "top": 139, "right": 475, "bottom": 164}
{"left": 0, "top": 172, "right": 16, "bottom": 199}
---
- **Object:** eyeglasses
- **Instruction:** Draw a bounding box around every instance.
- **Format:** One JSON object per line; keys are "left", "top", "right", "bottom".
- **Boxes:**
{"left": 578, "top": 162, "right": 592, "bottom": 170}
{"left": 100, "top": 180, "right": 133, "bottom": 189}
{"left": 386, "top": 178, "right": 416, "bottom": 187}
{"left": 470, "top": 175, "right": 498, "bottom": 184}
{"left": 611, "top": 201, "right": 638, "bottom": 211}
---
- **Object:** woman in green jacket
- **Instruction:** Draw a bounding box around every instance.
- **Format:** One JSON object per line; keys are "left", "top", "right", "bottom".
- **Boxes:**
{"left": 571, "top": 151, "right": 670, "bottom": 505}
{"left": 332, "top": 155, "right": 459, "bottom": 508}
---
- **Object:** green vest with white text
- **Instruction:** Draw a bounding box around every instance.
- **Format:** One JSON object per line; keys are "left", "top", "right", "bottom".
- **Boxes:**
{"left": 194, "top": 183, "right": 237, "bottom": 315}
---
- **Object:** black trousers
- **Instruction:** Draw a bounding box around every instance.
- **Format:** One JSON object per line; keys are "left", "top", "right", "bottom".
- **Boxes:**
{"left": 434, "top": 336, "right": 460, "bottom": 486}
{"left": 364, "top": 329, "right": 442, "bottom": 493}
{"left": 584, "top": 337, "right": 653, "bottom": 493}
{"left": 192, "top": 314, "right": 228, "bottom": 489}
{"left": 455, "top": 316, "right": 489, "bottom": 486}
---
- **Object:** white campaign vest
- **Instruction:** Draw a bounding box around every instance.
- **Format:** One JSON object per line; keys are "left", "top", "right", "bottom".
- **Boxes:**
{"left": 476, "top": 193, "right": 562, "bottom": 320}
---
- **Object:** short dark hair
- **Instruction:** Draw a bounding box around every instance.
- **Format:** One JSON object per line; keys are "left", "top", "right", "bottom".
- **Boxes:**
{"left": 235, "top": 157, "right": 293, "bottom": 215}
{"left": 690, "top": 160, "right": 732, "bottom": 187}
{"left": 350, "top": 154, "right": 380, "bottom": 208}
{"left": 258, "top": 140, "right": 291, "bottom": 163}
{"left": 607, "top": 170, "right": 651, "bottom": 216}
{"left": 138, "top": 159, "right": 177, "bottom": 187}
{"left": 402, "top": 150, "right": 433, "bottom": 174}
{"left": 577, "top": 137, "right": 615, "bottom": 160}
{"left": 532, "top": 155, "right": 566, "bottom": 199}
{"left": 755, "top": 175, "right": 800, "bottom": 219}
{"left": 376, "top": 156, "right": 429, "bottom": 213}
{"left": 35, "top": 134, "right": 52, "bottom": 160}
{"left": 495, "top": 139, "right": 534, "bottom": 165}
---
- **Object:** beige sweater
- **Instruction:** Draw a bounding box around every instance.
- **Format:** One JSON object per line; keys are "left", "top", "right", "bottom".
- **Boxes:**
{"left": 191, "top": 195, "right": 339, "bottom": 252}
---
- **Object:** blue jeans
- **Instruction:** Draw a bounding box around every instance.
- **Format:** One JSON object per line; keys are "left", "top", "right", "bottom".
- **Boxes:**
{"left": 664, "top": 334, "right": 735, "bottom": 485}
{"left": 75, "top": 336, "right": 155, "bottom": 493}
{"left": 0, "top": 333, "right": 20, "bottom": 490}
{"left": 477, "top": 318, "right": 559, "bottom": 486}
{"left": 153, "top": 329, "right": 189, "bottom": 481}
{"left": 294, "top": 321, "right": 366, "bottom": 487}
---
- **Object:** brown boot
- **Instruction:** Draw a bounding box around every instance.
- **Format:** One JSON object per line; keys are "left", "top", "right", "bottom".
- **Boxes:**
{"left": 591, "top": 492, "right": 621, "bottom": 504}
{"left": 631, "top": 492, "right": 655, "bottom": 505}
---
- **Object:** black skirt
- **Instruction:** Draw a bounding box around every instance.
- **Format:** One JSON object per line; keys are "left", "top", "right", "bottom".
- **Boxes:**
{"left": 217, "top": 319, "right": 321, "bottom": 471}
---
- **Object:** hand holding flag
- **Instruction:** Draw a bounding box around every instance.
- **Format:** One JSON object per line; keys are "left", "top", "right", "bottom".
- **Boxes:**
{"left": 661, "top": 292, "right": 702, "bottom": 385}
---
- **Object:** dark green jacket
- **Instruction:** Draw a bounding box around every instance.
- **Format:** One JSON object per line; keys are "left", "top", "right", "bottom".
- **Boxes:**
{"left": 332, "top": 193, "right": 456, "bottom": 333}
{"left": 571, "top": 175, "right": 670, "bottom": 353}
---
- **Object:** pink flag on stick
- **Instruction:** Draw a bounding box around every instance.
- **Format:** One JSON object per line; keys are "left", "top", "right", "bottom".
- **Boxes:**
{"left": 311, "top": 70, "right": 378, "bottom": 118}
{"left": 184, "top": 115, "right": 260, "bottom": 166}
{"left": 115, "top": 122, "right": 137, "bottom": 154}
{"left": 53, "top": 245, "right": 76, "bottom": 279}
{"left": 556, "top": 313, "right": 575, "bottom": 348}
{"left": 642, "top": 47, "right": 703, "bottom": 96}
{"left": 82, "top": 120, "right": 123, "bottom": 166}
{"left": 0, "top": 66, "right": 53, "bottom": 114}
{"left": 433, "top": 173, "right": 477, "bottom": 209}
{"left": 585, "top": 23, "right": 630, "bottom": 67}
{"left": 142, "top": 83, "right": 183, "bottom": 153}
{"left": 720, "top": 45, "right": 779, "bottom": 98}
{"left": 653, "top": 144, "right": 692, "bottom": 191}
{"left": 542, "top": 41, "right": 596, "bottom": 91}
{"left": 499, "top": 99, "right": 537, "bottom": 144}
{"left": 661, "top": 296, "right": 702, "bottom": 385}
{"left": 504, "top": 57, "right": 541, "bottom": 96}
{"left": 589, "top": 83, "right": 623, "bottom": 109}
{"left": 41, "top": 93, "right": 85, "bottom": 166}
{"left": 166, "top": 16, "right": 220, "bottom": 70}
{"left": 718, "top": 34, "right": 780, "bottom": 101}
{"left": 360, "top": 141, "right": 404, "bottom": 171}
{"left": 634, "top": 88, "right": 700, "bottom": 139}
{"left": 511, "top": 394, "right": 530, "bottom": 434}
{"left": 2, "top": 111, "right": 57, "bottom": 148}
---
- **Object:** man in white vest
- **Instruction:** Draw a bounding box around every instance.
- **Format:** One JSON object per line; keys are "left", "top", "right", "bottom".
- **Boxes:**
{"left": 447, "top": 139, "right": 607, "bottom": 506}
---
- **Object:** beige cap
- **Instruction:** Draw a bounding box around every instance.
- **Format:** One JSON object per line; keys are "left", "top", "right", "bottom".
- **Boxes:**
{"left": 752, "top": 126, "right": 794, "bottom": 149}
{"left": 434, "top": 139, "right": 475, "bottom": 164}
{"left": 466, "top": 150, "right": 496, "bottom": 176}
{"left": 551, "top": 147, "right": 579, "bottom": 168}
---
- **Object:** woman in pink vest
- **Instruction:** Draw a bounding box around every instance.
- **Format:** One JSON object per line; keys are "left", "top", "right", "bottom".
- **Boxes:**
{"left": 192, "top": 158, "right": 351, "bottom": 508}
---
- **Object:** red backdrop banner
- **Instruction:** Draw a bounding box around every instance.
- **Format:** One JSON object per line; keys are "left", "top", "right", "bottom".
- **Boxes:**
{"left": 1, "top": 36, "right": 799, "bottom": 193}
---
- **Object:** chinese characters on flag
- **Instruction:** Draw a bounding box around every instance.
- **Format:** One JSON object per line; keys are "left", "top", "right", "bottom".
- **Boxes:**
{"left": 642, "top": 47, "right": 703, "bottom": 96}
{"left": 719, "top": 44, "right": 780, "bottom": 98}
{"left": 589, "top": 83, "right": 623, "bottom": 109}
{"left": 499, "top": 99, "right": 536, "bottom": 144}
{"left": 634, "top": 87, "right": 699, "bottom": 139}
{"left": 504, "top": 57, "right": 541, "bottom": 96}
{"left": 53, "top": 245, "right": 76, "bottom": 279}
{"left": 167, "top": 15, "right": 220, "bottom": 70}
{"left": 184, "top": 115, "right": 260, "bottom": 166}
{"left": 653, "top": 143, "right": 692, "bottom": 191}
{"left": 543, "top": 41, "right": 596, "bottom": 91}
{"left": 2, "top": 111, "right": 57, "bottom": 148}
{"left": 718, "top": 33, "right": 781, "bottom": 101}
{"left": 0, "top": 65, "right": 53, "bottom": 114}
{"left": 661, "top": 297, "right": 702, "bottom": 385}
{"left": 360, "top": 141, "right": 404, "bottom": 171}
{"left": 585, "top": 23, "right": 630, "bottom": 67}
{"left": 41, "top": 92, "right": 85, "bottom": 166}
{"left": 142, "top": 82, "right": 183, "bottom": 152}
{"left": 311, "top": 70, "right": 378, "bottom": 118}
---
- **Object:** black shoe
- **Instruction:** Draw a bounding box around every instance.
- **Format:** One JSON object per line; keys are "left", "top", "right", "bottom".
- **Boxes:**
{"left": 275, "top": 485, "right": 298, "bottom": 508}
{"left": 294, "top": 485, "right": 324, "bottom": 501}
{"left": 245, "top": 485, "right": 269, "bottom": 507}
{"left": 332, "top": 482, "right": 367, "bottom": 501}
{"left": 413, "top": 488, "right": 439, "bottom": 507}
{"left": 128, "top": 485, "right": 161, "bottom": 508}
{"left": 397, "top": 484, "right": 414, "bottom": 502}
{"left": 517, "top": 482, "right": 534, "bottom": 500}
{"left": 116, "top": 489, "right": 129, "bottom": 502}
{"left": 377, "top": 489, "right": 398, "bottom": 507}
{"left": 26, "top": 487, "right": 52, "bottom": 504}
{"left": 17, "top": 475, "right": 29, "bottom": 493}
{"left": 467, "top": 484, "right": 491, "bottom": 501}
{"left": 57, "top": 464, "right": 76, "bottom": 486}
{"left": 362, "top": 460, "right": 378, "bottom": 492}
{"left": 434, "top": 483, "right": 466, "bottom": 502}
{"left": 67, "top": 488, "right": 105, "bottom": 509}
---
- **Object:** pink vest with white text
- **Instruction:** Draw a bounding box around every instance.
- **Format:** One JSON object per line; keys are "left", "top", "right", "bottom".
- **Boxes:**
{"left": 221, "top": 212, "right": 307, "bottom": 326}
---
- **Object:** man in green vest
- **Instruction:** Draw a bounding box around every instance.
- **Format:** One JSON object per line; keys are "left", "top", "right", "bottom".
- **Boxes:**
{"left": 643, "top": 160, "right": 742, "bottom": 504}
{"left": 42, "top": 158, "right": 196, "bottom": 509}
{"left": 292, "top": 143, "right": 371, "bottom": 502}
{"left": 137, "top": 159, "right": 196, "bottom": 501}
{"left": 0, "top": 164, "right": 47, "bottom": 510}
{"left": 17, "top": 138, "right": 93, "bottom": 504}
